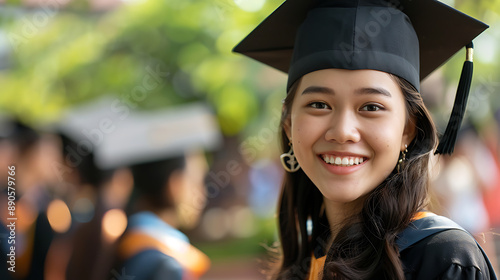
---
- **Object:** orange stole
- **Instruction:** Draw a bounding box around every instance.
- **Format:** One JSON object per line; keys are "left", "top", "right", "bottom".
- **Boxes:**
{"left": 306, "top": 211, "right": 434, "bottom": 280}
{"left": 119, "top": 231, "right": 210, "bottom": 279}
{"left": 308, "top": 254, "right": 326, "bottom": 280}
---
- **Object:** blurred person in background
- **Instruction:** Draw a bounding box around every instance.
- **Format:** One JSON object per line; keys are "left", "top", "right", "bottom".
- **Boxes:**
{"left": 47, "top": 98, "right": 134, "bottom": 280}
{"left": 57, "top": 133, "right": 133, "bottom": 280}
{"left": 431, "top": 125, "right": 499, "bottom": 271}
{"left": 0, "top": 120, "right": 62, "bottom": 280}
{"left": 485, "top": 112, "right": 500, "bottom": 264}
{"left": 0, "top": 117, "right": 16, "bottom": 280}
{"left": 104, "top": 103, "right": 221, "bottom": 280}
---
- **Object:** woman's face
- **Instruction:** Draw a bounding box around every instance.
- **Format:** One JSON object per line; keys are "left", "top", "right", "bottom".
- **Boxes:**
{"left": 285, "top": 69, "right": 415, "bottom": 205}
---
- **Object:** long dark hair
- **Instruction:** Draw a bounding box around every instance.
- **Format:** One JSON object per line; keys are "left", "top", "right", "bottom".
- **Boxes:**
{"left": 273, "top": 75, "right": 438, "bottom": 279}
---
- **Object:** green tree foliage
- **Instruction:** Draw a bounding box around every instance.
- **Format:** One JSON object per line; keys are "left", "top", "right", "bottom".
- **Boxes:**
{"left": 0, "top": 0, "right": 286, "bottom": 136}
{"left": 0, "top": 0, "right": 497, "bottom": 139}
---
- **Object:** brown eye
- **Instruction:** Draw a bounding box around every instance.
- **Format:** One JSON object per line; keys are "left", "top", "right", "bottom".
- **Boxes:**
{"left": 361, "top": 104, "right": 382, "bottom": 111}
{"left": 309, "top": 102, "right": 329, "bottom": 109}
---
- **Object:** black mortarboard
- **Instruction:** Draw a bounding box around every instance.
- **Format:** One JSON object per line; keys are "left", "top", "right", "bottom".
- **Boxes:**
{"left": 8, "top": 120, "right": 41, "bottom": 153}
{"left": 233, "top": 0, "right": 488, "bottom": 155}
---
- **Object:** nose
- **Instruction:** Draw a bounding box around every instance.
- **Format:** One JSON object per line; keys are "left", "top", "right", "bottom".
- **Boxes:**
{"left": 325, "top": 111, "right": 361, "bottom": 144}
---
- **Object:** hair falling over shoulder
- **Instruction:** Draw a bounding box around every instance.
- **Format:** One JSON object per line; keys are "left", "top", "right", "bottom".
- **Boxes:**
{"left": 269, "top": 76, "right": 438, "bottom": 280}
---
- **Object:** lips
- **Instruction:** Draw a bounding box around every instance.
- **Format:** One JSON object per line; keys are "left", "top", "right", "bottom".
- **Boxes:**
{"left": 320, "top": 154, "right": 368, "bottom": 167}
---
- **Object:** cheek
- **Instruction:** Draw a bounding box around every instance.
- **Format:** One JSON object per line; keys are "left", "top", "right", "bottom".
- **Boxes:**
{"left": 186, "top": 171, "right": 207, "bottom": 202}
{"left": 290, "top": 108, "right": 328, "bottom": 137}
{"left": 364, "top": 118, "right": 406, "bottom": 159}
{"left": 290, "top": 114, "right": 324, "bottom": 150}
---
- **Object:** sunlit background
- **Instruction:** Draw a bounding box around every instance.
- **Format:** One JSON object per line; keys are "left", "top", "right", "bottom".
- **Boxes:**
{"left": 0, "top": 0, "right": 499, "bottom": 279}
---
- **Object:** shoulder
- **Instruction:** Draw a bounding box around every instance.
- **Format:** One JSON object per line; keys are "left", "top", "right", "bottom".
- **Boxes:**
{"left": 401, "top": 229, "right": 494, "bottom": 280}
{"left": 407, "top": 229, "right": 482, "bottom": 264}
{"left": 122, "top": 249, "right": 184, "bottom": 280}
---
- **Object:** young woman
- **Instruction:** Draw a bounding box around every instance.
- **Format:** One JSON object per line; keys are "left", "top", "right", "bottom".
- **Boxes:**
{"left": 234, "top": 0, "right": 497, "bottom": 279}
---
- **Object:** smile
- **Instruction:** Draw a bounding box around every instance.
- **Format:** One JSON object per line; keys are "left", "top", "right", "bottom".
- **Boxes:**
{"left": 321, "top": 155, "right": 367, "bottom": 167}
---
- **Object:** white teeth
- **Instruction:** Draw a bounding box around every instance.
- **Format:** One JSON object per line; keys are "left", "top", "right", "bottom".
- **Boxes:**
{"left": 323, "top": 155, "right": 330, "bottom": 163}
{"left": 335, "top": 157, "right": 342, "bottom": 165}
{"left": 322, "top": 155, "right": 366, "bottom": 167}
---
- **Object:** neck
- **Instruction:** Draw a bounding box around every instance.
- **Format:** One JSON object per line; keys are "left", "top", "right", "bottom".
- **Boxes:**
{"left": 156, "top": 209, "right": 179, "bottom": 228}
{"left": 323, "top": 198, "right": 363, "bottom": 243}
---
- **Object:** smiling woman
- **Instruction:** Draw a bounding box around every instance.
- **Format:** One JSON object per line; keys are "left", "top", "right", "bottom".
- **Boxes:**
{"left": 233, "top": 0, "right": 497, "bottom": 279}
{"left": 279, "top": 68, "right": 436, "bottom": 279}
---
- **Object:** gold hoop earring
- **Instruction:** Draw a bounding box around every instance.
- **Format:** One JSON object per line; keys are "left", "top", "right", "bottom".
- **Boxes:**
{"left": 280, "top": 141, "right": 300, "bottom": 173}
{"left": 397, "top": 144, "right": 408, "bottom": 172}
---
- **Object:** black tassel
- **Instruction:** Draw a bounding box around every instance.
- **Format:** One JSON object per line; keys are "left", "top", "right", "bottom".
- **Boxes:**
{"left": 435, "top": 43, "right": 474, "bottom": 155}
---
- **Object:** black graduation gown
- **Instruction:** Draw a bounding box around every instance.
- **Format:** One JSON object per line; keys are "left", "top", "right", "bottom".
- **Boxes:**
{"left": 401, "top": 229, "right": 495, "bottom": 279}
{"left": 309, "top": 213, "right": 497, "bottom": 280}
{"left": 397, "top": 214, "right": 497, "bottom": 280}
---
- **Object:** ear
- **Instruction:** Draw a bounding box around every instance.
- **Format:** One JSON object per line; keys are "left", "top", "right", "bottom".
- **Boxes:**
{"left": 107, "top": 168, "right": 134, "bottom": 208}
{"left": 282, "top": 104, "right": 292, "bottom": 140}
{"left": 402, "top": 116, "right": 417, "bottom": 150}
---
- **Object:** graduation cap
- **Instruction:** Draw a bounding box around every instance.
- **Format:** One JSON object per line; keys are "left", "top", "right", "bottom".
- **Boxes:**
{"left": 56, "top": 97, "right": 125, "bottom": 186}
{"left": 4, "top": 119, "right": 41, "bottom": 153}
{"left": 233, "top": 0, "right": 488, "bottom": 155}
{"left": 57, "top": 97, "right": 124, "bottom": 144}
{"left": 95, "top": 103, "right": 222, "bottom": 169}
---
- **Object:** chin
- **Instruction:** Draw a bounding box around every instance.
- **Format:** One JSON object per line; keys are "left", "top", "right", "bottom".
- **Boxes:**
{"left": 321, "top": 189, "right": 367, "bottom": 205}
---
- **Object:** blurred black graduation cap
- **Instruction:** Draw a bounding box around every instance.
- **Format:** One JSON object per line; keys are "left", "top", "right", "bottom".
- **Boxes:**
{"left": 233, "top": 0, "right": 488, "bottom": 154}
{"left": 0, "top": 114, "right": 40, "bottom": 153}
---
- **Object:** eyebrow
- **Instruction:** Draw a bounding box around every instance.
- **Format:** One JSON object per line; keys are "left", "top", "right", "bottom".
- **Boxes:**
{"left": 301, "top": 86, "right": 392, "bottom": 97}
{"left": 356, "top": 87, "right": 392, "bottom": 98}
{"left": 301, "top": 86, "right": 334, "bottom": 95}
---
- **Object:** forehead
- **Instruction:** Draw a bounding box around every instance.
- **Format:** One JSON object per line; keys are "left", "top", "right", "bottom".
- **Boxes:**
{"left": 299, "top": 69, "right": 400, "bottom": 91}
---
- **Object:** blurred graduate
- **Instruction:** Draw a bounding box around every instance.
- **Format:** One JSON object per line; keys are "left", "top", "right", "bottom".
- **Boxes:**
{"left": 0, "top": 118, "right": 63, "bottom": 280}
{"left": 100, "top": 103, "right": 221, "bottom": 280}
{"left": 55, "top": 98, "right": 135, "bottom": 280}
